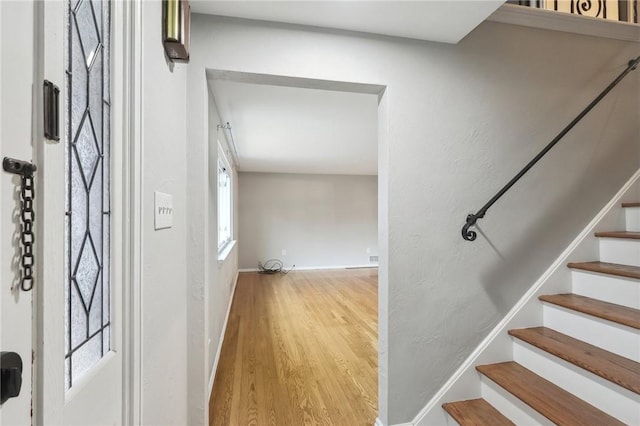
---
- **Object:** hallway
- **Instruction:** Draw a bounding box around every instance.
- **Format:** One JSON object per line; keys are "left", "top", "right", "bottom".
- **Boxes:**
{"left": 209, "top": 269, "right": 378, "bottom": 425}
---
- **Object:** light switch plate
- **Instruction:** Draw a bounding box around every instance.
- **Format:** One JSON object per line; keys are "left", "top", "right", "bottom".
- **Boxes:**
{"left": 154, "top": 191, "right": 173, "bottom": 230}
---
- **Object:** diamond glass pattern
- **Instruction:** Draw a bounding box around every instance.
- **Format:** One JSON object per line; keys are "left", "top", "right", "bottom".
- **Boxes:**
{"left": 70, "top": 154, "right": 87, "bottom": 264}
{"left": 65, "top": 0, "right": 110, "bottom": 390}
{"left": 73, "top": 113, "right": 100, "bottom": 187}
{"left": 89, "top": 46, "right": 103, "bottom": 146}
{"left": 74, "top": 0, "right": 100, "bottom": 67}
{"left": 71, "top": 22, "right": 87, "bottom": 139}
{"left": 73, "top": 236, "right": 100, "bottom": 307}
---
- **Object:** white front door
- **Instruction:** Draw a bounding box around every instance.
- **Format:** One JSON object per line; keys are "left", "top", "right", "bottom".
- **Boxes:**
{"left": 0, "top": 1, "right": 37, "bottom": 424}
{"left": 1, "top": 1, "right": 131, "bottom": 423}
{"left": 36, "top": 0, "right": 125, "bottom": 424}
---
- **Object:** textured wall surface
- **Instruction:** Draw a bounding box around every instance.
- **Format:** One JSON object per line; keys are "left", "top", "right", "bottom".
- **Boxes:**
{"left": 183, "top": 77, "right": 241, "bottom": 424}
{"left": 237, "top": 172, "right": 378, "bottom": 270}
{"left": 190, "top": 14, "right": 640, "bottom": 424}
{"left": 207, "top": 90, "right": 239, "bottom": 379}
{"left": 141, "top": 2, "right": 188, "bottom": 424}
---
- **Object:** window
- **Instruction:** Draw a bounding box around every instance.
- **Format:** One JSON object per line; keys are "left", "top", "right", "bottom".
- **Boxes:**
{"left": 218, "top": 145, "right": 232, "bottom": 251}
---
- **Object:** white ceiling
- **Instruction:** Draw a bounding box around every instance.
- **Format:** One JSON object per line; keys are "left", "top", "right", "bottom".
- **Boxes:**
{"left": 191, "top": 1, "right": 505, "bottom": 44}
{"left": 200, "top": 1, "right": 506, "bottom": 176}
{"left": 209, "top": 80, "right": 379, "bottom": 175}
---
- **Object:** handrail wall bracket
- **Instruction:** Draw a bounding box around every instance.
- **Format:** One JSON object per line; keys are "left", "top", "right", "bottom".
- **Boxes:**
{"left": 462, "top": 56, "right": 640, "bottom": 241}
{"left": 462, "top": 213, "right": 482, "bottom": 241}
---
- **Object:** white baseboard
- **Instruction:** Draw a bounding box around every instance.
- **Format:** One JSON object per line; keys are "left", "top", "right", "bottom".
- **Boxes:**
{"left": 208, "top": 270, "right": 240, "bottom": 399}
{"left": 374, "top": 418, "right": 413, "bottom": 426}
{"left": 238, "top": 264, "right": 378, "bottom": 273}
{"left": 412, "top": 168, "right": 640, "bottom": 425}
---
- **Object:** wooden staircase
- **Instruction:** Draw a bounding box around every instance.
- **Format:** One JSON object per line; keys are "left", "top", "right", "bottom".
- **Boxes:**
{"left": 442, "top": 202, "right": 640, "bottom": 425}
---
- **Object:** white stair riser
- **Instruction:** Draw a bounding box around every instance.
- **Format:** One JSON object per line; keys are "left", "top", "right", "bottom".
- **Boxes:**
{"left": 571, "top": 271, "right": 640, "bottom": 309}
{"left": 599, "top": 238, "right": 640, "bottom": 267}
{"left": 542, "top": 304, "right": 640, "bottom": 361}
{"left": 513, "top": 340, "right": 638, "bottom": 425}
{"left": 624, "top": 207, "right": 640, "bottom": 232}
{"left": 480, "top": 376, "right": 554, "bottom": 426}
{"left": 442, "top": 412, "right": 456, "bottom": 425}
{"left": 443, "top": 415, "right": 458, "bottom": 425}
{"left": 428, "top": 407, "right": 455, "bottom": 426}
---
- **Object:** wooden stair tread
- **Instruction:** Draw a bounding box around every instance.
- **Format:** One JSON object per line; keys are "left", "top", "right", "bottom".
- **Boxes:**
{"left": 567, "top": 261, "right": 640, "bottom": 280}
{"left": 509, "top": 327, "right": 640, "bottom": 394}
{"left": 595, "top": 231, "right": 640, "bottom": 239}
{"left": 476, "top": 362, "right": 624, "bottom": 425}
{"left": 539, "top": 293, "right": 640, "bottom": 329}
{"left": 621, "top": 202, "right": 640, "bottom": 208}
{"left": 442, "top": 398, "right": 514, "bottom": 426}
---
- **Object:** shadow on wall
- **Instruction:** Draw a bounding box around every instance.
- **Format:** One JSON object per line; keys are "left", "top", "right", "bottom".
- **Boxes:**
{"left": 477, "top": 117, "right": 636, "bottom": 312}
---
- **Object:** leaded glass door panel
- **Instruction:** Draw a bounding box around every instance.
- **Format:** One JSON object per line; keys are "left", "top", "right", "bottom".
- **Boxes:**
{"left": 65, "top": 0, "right": 111, "bottom": 389}
{"left": 37, "top": 0, "right": 124, "bottom": 423}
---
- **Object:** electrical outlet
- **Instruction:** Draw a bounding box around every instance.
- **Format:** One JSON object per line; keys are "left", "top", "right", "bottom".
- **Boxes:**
{"left": 282, "top": 249, "right": 287, "bottom": 256}
{"left": 366, "top": 247, "right": 371, "bottom": 254}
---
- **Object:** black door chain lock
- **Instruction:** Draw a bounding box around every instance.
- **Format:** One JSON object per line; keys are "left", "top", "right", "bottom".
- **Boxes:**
{"left": 3, "top": 157, "right": 37, "bottom": 291}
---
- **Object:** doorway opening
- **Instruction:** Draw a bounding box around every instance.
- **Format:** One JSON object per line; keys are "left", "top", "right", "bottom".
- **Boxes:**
{"left": 205, "top": 70, "right": 387, "bottom": 425}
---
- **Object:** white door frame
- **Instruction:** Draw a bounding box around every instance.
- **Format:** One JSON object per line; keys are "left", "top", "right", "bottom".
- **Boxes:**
{"left": 120, "top": 1, "right": 143, "bottom": 424}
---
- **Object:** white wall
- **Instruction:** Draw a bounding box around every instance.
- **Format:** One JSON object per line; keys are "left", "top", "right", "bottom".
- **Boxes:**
{"left": 206, "top": 89, "right": 239, "bottom": 380}
{"left": 184, "top": 67, "right": 240, "bottom": 425}
{"left": 238, "top": 172, "right": 378, "bottom": 269}
{"left": 190, "top": 15, "right": 640, "bottom": 425}
{"left": 140, "top": 2, "right": 188, "bottom": 424}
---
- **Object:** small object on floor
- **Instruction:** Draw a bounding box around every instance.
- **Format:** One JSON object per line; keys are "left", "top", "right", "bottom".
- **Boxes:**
{"left": 258, "top": 259, "right": 295, "bottom": 274}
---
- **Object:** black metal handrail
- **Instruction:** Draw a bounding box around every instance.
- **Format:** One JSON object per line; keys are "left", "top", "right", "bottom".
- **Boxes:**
{"left": 462, "top": 56, "right": 640, "bottom": 241}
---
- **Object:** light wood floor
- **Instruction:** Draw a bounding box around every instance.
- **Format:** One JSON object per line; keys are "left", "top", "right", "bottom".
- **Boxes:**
{"left": 209, "top": 268, "right": 378, "bottom": 426}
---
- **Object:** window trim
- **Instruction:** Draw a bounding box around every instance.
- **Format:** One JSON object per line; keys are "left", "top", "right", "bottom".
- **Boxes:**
{"left": 217, "top": 142, "right": 233, "bottom": 255}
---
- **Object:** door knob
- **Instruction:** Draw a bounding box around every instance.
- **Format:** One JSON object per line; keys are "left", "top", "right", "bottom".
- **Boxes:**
{"left": 1, "top": 352, "right": 23, "bottom": 404}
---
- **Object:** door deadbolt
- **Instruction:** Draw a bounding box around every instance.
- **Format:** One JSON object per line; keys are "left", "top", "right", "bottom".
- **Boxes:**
{"left": 0, "top": 352, "right": 23, "bottom": 404}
